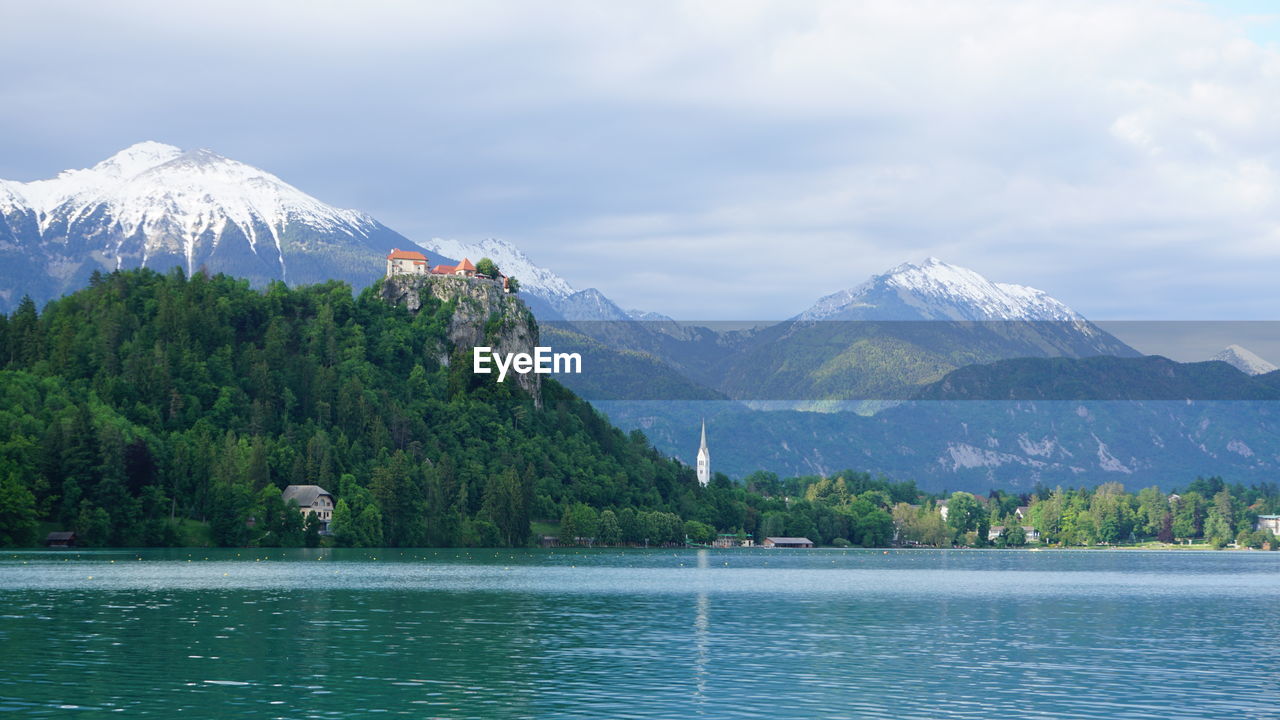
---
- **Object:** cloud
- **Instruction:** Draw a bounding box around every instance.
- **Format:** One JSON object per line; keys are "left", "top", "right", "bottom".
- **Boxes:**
{"left": 3, "top": 0, "right": 1280, "bottom": 319}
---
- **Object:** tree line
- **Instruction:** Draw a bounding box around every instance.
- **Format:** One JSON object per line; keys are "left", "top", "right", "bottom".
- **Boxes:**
{"left": 3, "top": 269, "right": 1275, "bottom": 551}
{"left": 893, "top": 476, "right": 1280, "bottom": 548}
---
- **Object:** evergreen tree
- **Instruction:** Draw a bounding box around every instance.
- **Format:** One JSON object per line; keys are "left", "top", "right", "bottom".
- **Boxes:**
{"left": 0, "top": 471, "right": 39, "bottom": 546}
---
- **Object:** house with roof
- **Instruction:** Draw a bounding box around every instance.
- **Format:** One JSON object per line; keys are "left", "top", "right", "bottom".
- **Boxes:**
{"left": 988, "top": 525, "right": 1040, "bottom": 542}
{"left": 1256, "top": 515, "right": 1280, "bottom": 534}
{"left": 386, "top": 248, "right": 429, "bottom": 277}
{"left": 45, "top": 531, "right": 76, "bottom": 548}
{"left": 282, "top": 485, "right": 336, "bottom": 532}
{"left": 431, "top": 257, "right": 477, "bottom": 277}
{"left": 762, "top": 537, "right": 814, "bottom": 548}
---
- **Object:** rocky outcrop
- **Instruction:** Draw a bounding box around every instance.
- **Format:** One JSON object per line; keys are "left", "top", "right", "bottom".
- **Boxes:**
{"left": 381, "top": 274, "right": 542, "bottom": 405}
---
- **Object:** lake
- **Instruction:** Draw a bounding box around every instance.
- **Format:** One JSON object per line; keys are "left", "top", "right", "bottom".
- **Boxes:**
{"left": 1, "top": 548, "right": 1277, "bottom": 719}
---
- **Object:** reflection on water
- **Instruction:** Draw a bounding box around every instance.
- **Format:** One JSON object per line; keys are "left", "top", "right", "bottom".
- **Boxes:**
{"left": 694, "top": 549, "right": 710, "bottom": 713}
{"left": 1, "top": 548, "right": 1278, "bottom": 719}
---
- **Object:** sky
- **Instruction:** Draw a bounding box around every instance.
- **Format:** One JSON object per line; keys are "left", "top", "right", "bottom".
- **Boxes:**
{"left": 3, "top": 0, "right": 1280, "bottom": 321}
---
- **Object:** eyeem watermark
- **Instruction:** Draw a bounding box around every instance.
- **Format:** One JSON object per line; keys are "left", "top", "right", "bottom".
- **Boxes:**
{"left": 473, "top": 346, "right": 582, "bottom": 382}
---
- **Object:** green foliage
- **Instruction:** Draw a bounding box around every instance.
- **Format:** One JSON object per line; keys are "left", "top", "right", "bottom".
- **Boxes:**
{"left": 999, "top": 524, "right": 1026, "bottom": 548}
{"left": 1018, "top": 478, "right": 1280, "bottom": 548}
{"left": 0, "top": 470, "right": 39, "bottom": 546}
{"left": 475, "top": 258, "right": 499, "bottom": 279}
{"left": 596, "top": 509, "right": 621, "bottom": 545}
{"left": 945, "top": 492, "right": 985, "bottom": 542}
{"left": 559, "top": 502, "right": 599, "bottom": 545}
{"left": 683, "top": 520, "right": 715, "bottom": 544}
{"left": 0, "top": 269, "right": 701, "bottom": 548}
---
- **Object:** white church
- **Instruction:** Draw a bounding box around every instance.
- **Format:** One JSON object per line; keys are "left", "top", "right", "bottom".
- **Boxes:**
{"left": 696, "top": 420, "right": 711, "bottom": 486}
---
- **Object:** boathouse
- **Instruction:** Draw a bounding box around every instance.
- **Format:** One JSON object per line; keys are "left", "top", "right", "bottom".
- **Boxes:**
{"left": 762, "top": 537, "right": 814, "bottom": 548}
{"left": 45, "top": 531, "right": 76, "bottom": 548}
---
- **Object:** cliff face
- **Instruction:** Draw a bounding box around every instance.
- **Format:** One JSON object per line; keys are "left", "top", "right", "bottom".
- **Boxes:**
{"left": 381, "top": 274, "right": 543, "bottom": 405}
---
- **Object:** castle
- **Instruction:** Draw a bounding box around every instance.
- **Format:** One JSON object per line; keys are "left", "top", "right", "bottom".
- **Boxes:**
{"left": 386, "top": 249, "right": 508, "bottom": 290}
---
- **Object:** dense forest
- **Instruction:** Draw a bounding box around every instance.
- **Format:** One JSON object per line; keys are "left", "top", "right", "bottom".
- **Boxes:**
{"left": 0, "top": 268, "right": 910, "bottom": 548}
{"left": 2, "top": 269, "right": 1276, "bottom": 551}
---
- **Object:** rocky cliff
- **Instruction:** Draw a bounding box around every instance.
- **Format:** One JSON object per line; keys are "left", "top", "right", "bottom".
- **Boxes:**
{"left": 381, "top": 274, "right": 543, "bottom": 405}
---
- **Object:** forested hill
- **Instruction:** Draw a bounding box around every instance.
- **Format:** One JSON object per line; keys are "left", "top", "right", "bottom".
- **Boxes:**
{"left": 0, "top": 268, "right": 705, "bottom": 547}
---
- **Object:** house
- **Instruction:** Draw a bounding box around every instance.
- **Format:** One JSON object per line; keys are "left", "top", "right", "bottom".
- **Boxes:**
{"left": 712, "top": 533, "right": 753, "bottom": 548}
{"left": 45, "top": 531, "right": 76, "bottom": 548}
{"left": 762, "top": 536, "right": 814, "bottom": 548}
{"left": 937, "top": 500, "right": 949, "bottom": 521}
{"left": 431, "top": 257, "right": 477, "bottom": 278}
{"left": 281, "top": 485, "right": 336, "bottom": 532}
{"left": 1014, "top": 506, "right": 1030, "bottom": 521}
{"left": 1256, "top": 515, "right": 1280, "bottom": 534}
{"left": 386, "top": 248, "right": 429, "bottom": 277}
{"left": 989, "top": 525, "right": 1040, "bottom": 542}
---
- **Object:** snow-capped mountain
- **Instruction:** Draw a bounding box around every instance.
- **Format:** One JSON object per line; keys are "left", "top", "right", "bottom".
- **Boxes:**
{"left": 1212, "top": 345, "right": 1278, "bottom": 376}
{"left": 793, "top": 257, "right": 1137, "bottom": 358}
{"left": 0, "top": 142, "right": 412, "bottom": 309}
{"left": 627, "top": 309, "right": 676, "bottom": 322}
{"left": 802, "top": 257, "right": 1085, "bottom": 322}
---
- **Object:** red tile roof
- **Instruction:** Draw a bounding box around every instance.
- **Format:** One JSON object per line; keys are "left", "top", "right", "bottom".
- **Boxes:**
{"left": 457, "top": 257, "right": 476, "bottom": 271}
{"left": 387, "top": 248, "right": 428, "bottom": 261}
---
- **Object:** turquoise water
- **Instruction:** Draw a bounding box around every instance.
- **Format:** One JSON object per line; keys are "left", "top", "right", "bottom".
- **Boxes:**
{"left": 1, "top": 548, "right": 1278, "bottom": 718}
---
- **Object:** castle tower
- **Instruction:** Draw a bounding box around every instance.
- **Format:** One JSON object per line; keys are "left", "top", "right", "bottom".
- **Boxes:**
{"left": 696, "top": 419, "right": 711, "bottom": 487}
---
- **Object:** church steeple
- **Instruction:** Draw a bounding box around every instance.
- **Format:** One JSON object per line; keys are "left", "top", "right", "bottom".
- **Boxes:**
{"left": 696, "top": 419, "right": 710, "bottom": 487}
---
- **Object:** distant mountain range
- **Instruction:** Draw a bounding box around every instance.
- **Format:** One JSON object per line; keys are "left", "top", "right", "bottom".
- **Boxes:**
{"left": 0, "top": 142, "right": 614, "bottom": 320}
{"left": 548, "top": 258, "right": 1141, "bottom": 405}
{"left": 598, "top": 355, "right": 1280, "bottom": 487}
{"left": 7, "top": 142, "right": 1279, "bottom": 490}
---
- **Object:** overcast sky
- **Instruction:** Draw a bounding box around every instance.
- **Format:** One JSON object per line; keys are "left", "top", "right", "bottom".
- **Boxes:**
{"left": 3, "top": 0, "right": 1280, "bottom": 321}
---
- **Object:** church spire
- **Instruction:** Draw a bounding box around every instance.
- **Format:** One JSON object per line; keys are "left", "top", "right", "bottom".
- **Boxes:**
{"left": 696, "top": 419, "right": 711, "bottom": 487}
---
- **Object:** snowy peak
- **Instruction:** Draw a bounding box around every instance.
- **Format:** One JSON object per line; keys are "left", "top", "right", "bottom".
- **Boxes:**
{"left": 1212, "top": 345, "right": 1278, "bottom": 376}
{"left": 0, "top": 142, "right": 417, "bottom": 308}
{"left": 3, "top": 141, "right": 385, "bottom": 275}
{"left": 419, "top": 237, "right": 575, "bottom": 300}
{"left": 801, "top": 257, "right": 1084, "bottom": 323}
{"left": 9, "top": 141, "right": 377, "bottom": 230}
{"left": 91, "top": 141, "right": 184, "bottom": 179}
{"left": 554, "top": 287, "right": 630, "bottom": 321}
{"left": 19, "top": 141, "right": 184, "bottom": 212}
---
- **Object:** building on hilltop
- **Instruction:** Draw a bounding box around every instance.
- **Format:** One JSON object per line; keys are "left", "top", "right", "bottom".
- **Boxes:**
{"left": 386, "top": 248, "right": 429, "bottom": 277}
{"left": 431, "top": 257, "right": 477, "bottom": 278}
{"left": 282, "top": 485, "right": 336, "bottom": 532}
{"left": 696, "top": 419, "right": 711, "bottom": 487}
{"left": 388, "top": 255, "right": 512, "bottom": 292}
